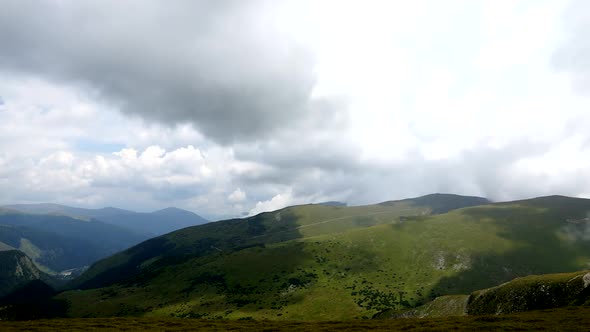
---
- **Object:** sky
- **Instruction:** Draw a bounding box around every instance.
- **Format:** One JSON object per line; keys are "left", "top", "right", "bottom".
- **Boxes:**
{"left": 1, "top": 0, "right": 590, "bottom": 220}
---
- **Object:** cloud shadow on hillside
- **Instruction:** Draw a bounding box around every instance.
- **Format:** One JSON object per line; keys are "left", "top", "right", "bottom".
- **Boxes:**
{"left": 429, "top": 204, "right": 590, "bottom": 298}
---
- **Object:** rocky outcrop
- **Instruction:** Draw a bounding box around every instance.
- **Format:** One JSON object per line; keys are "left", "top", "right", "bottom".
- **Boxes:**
{"left": 0, "top": 250, "right": 44, "bottom": 297}
{"left": 466, "top": 270, "right": 590, "bottom": 315}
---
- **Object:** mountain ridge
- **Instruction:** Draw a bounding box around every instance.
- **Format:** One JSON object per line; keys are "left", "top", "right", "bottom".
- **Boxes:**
{"left": 2, "top": 203, "right": 209, "bottom": 236}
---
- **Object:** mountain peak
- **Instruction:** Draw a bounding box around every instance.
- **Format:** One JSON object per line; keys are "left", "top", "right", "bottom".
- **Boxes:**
{"left": 152, "top": 207, "right": 194, "bottom": 215}
{"left": 379, "top": 193, "right": 491, "bottom": 214}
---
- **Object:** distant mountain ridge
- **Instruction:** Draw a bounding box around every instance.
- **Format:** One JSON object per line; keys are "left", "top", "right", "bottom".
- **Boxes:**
{"left": 0, "top": 211, "right": 148, "bottom": 273}
{"left": 316, "top": 201, "right": 347, "bottom": 207}
{"left": 3, "top": 204, "right": 209, "bottom": 236}
{"left": 379, "top": 193, "right": 491, "bottom": 214}
{"left": 0, "top": 204, "right": 208, "bottom": 297}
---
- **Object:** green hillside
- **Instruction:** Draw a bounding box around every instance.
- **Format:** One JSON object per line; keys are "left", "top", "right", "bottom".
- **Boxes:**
{"left": 467, "top": 269, "right": 590, "bottom": 315}
{"left": 377, "top": 269, "right": 590, "bottom": 319}
{"left": 0, "top": 250, "right": 51, "bottom": 297}
{"left": 58, "top": 194, "right": 590, "bottom": 320}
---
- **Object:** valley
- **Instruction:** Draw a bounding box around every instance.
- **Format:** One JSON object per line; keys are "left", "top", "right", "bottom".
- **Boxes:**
{"left": 0, "top": 205, "right": 208, "bottom": 295}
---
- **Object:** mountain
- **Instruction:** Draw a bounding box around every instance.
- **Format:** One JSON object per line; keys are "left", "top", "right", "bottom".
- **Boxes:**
{"left": 468, "top": 269, "right": 590, "bottom": 315}
{"left": 67, "top": 194, "right": 484, "bottom": 289}
{"left": 0, "top": 210, "right": 148, "bottom": 274}
{"left": 0, "top": 279, "right": 68, "bottom": 320}
{"left": 316, "top": 201, "right": 347, "bottom": 207}
{"left": 127, "top": 207, "right": 209, "bottom": 235}
{"left": 0, "top": 250, "right": 49, "bottom": 297}
{"left": 376, "top": 269, "right": 590, "bottom": 318}
{"left": 379, "top": 193, "right": 491, "bottom": 214}
{"left": 55, "top": 194, "right": 590, "bottom": 320}
{"left": 3, "top": 204, "right": 209, "bottom": 236}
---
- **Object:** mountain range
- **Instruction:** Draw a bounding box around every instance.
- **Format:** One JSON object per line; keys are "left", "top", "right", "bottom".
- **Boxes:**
{"left": 0, "top": 204, "right": 208, "bottom": 282}
{"left": 2, "top": 204, "right": 208, "bottom": 236}
{"left": 50, "top": 193, "right": 590, "bottom": 320}
{"left": 3, "top": 193, "right": 590, "bottom": 323}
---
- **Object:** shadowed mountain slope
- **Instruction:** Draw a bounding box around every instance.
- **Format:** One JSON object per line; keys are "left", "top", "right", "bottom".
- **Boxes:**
{"left": 376, "top": 269, "right": 590, "bottom": 319}
{"left": 3, "top": 204, "right": 208, "bottom": 236}
{"left": 0, "top": 210, "right": 149, "bottom": 273}
{"left": 0, "top": 250, "right": 49, "bottom": 297}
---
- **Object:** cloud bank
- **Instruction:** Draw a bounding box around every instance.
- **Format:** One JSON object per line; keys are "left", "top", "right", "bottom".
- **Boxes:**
{"left": 0, "top": 0, "right": 320, "bottom": 144}
{"left": 2, "top": 1, "right": 590, "bottom": 219}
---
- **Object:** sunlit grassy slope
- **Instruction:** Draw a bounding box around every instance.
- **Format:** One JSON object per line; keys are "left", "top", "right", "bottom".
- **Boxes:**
{"left": 59, "top": 194, "right": 590, "bottom": 320}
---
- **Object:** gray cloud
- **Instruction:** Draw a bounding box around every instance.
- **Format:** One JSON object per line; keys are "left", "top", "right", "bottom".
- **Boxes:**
{"left": 3, "top": 1, "right": 590, "bottom": 219}
{"left": 0, "top": 0, "right": 318, "bottom": 144}
{"left": 230, "top": 138, "right": 562, "bottom": 208}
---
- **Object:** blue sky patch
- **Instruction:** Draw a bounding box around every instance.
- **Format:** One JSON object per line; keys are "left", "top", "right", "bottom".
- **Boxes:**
{"left": 75, "top": 139, "right": 125, "bottom": 153}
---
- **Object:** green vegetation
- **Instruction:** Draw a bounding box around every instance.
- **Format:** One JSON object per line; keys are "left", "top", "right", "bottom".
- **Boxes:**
{"left": 375, "top": 295, "right": 470, "bottom": 319}
{"left": 54, "top": 194, "right": 590, "bottom": 320}
{"left": 0, "top": 251, "right": 47, "bottom": 297}
{"left": 467, "top": 270, "right": 590, "bottom": 315}
{"left": 377, "top": 269, "right": 590, "bottom": 319}
{"left": 2, "top": 306, "right": 590, "bottom": 331}
{"left": 0, "top": 280, "right": 68, "bottom": 320}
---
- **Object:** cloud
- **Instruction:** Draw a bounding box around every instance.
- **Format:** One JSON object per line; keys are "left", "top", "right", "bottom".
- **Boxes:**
{"left": 553, "top": 0, "right": 590, "bottom": 95}
{"left": 248, "top": 190, "right": 296, "bottom": 216}
{"left": 3, "top": 1, "right": 590, "bottom": 221}
{"left": 0, "top": 0, "right": 320, "bottom": 144}
{"left": 2, "top": 145, "right": 214, "bottom": 207}
{"left": 228, "top": 188, "right": 247, "bottom": 203}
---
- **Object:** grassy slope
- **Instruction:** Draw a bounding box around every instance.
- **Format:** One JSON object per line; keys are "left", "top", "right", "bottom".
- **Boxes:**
{"left": 378, "top": 269, "right": 590, "bottom": 319}
{"left": 67, "top": 198, "right": 438, "bottom": 290}
{"left": 467, "top": 270, "right": 590, "bottom": 315}
{"left": 375, "top": 295, "right": 470, "bottom": 319}
{"left": 2, "top": 306, "right": 590, "bottom": 331}
{"left": 60, "top": 195, "right": 590, "bottom": 320}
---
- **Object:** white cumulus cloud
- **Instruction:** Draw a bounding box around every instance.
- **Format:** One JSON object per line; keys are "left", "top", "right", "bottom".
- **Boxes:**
{"left": 228, "top": 188, "right": 247, "bottom": 203}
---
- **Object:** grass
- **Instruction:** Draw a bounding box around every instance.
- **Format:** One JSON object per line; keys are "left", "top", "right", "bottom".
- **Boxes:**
{"left": 467, "top": 270, "right": 590, "bottom": 314}
{"left": 57, "top": 195, "right": 590, "bottom": 320}
{"left": 1, "top": 306, "right": 590, "bottom": 331}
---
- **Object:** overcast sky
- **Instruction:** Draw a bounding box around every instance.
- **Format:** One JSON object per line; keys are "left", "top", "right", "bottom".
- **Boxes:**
{"left": 1, "top": 0, "right": 589, "bottom": 219}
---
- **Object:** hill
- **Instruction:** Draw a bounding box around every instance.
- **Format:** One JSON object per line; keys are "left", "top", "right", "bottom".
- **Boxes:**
{"left": 379, "top": 193, "right": 491, "bottom": 213}
{"left": 0, "top": 250, "right": 50, "bottom": 297}
{"left": 0, "top": 279, "right": 68, "bottom": 320}
{"left": 3, "top": 204, "right": 208, "bottom": 236}
{"left": 467, "top": 269, "right": 590, "bottom": 315}
{"left": 0, "top": 210, "right": 148, "bottom": 274}
{"left": 376, "top": 269, "right": 590, "bottom": 319}
{"left": 56, "top": 194, "right": 590, "bottom": 320}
